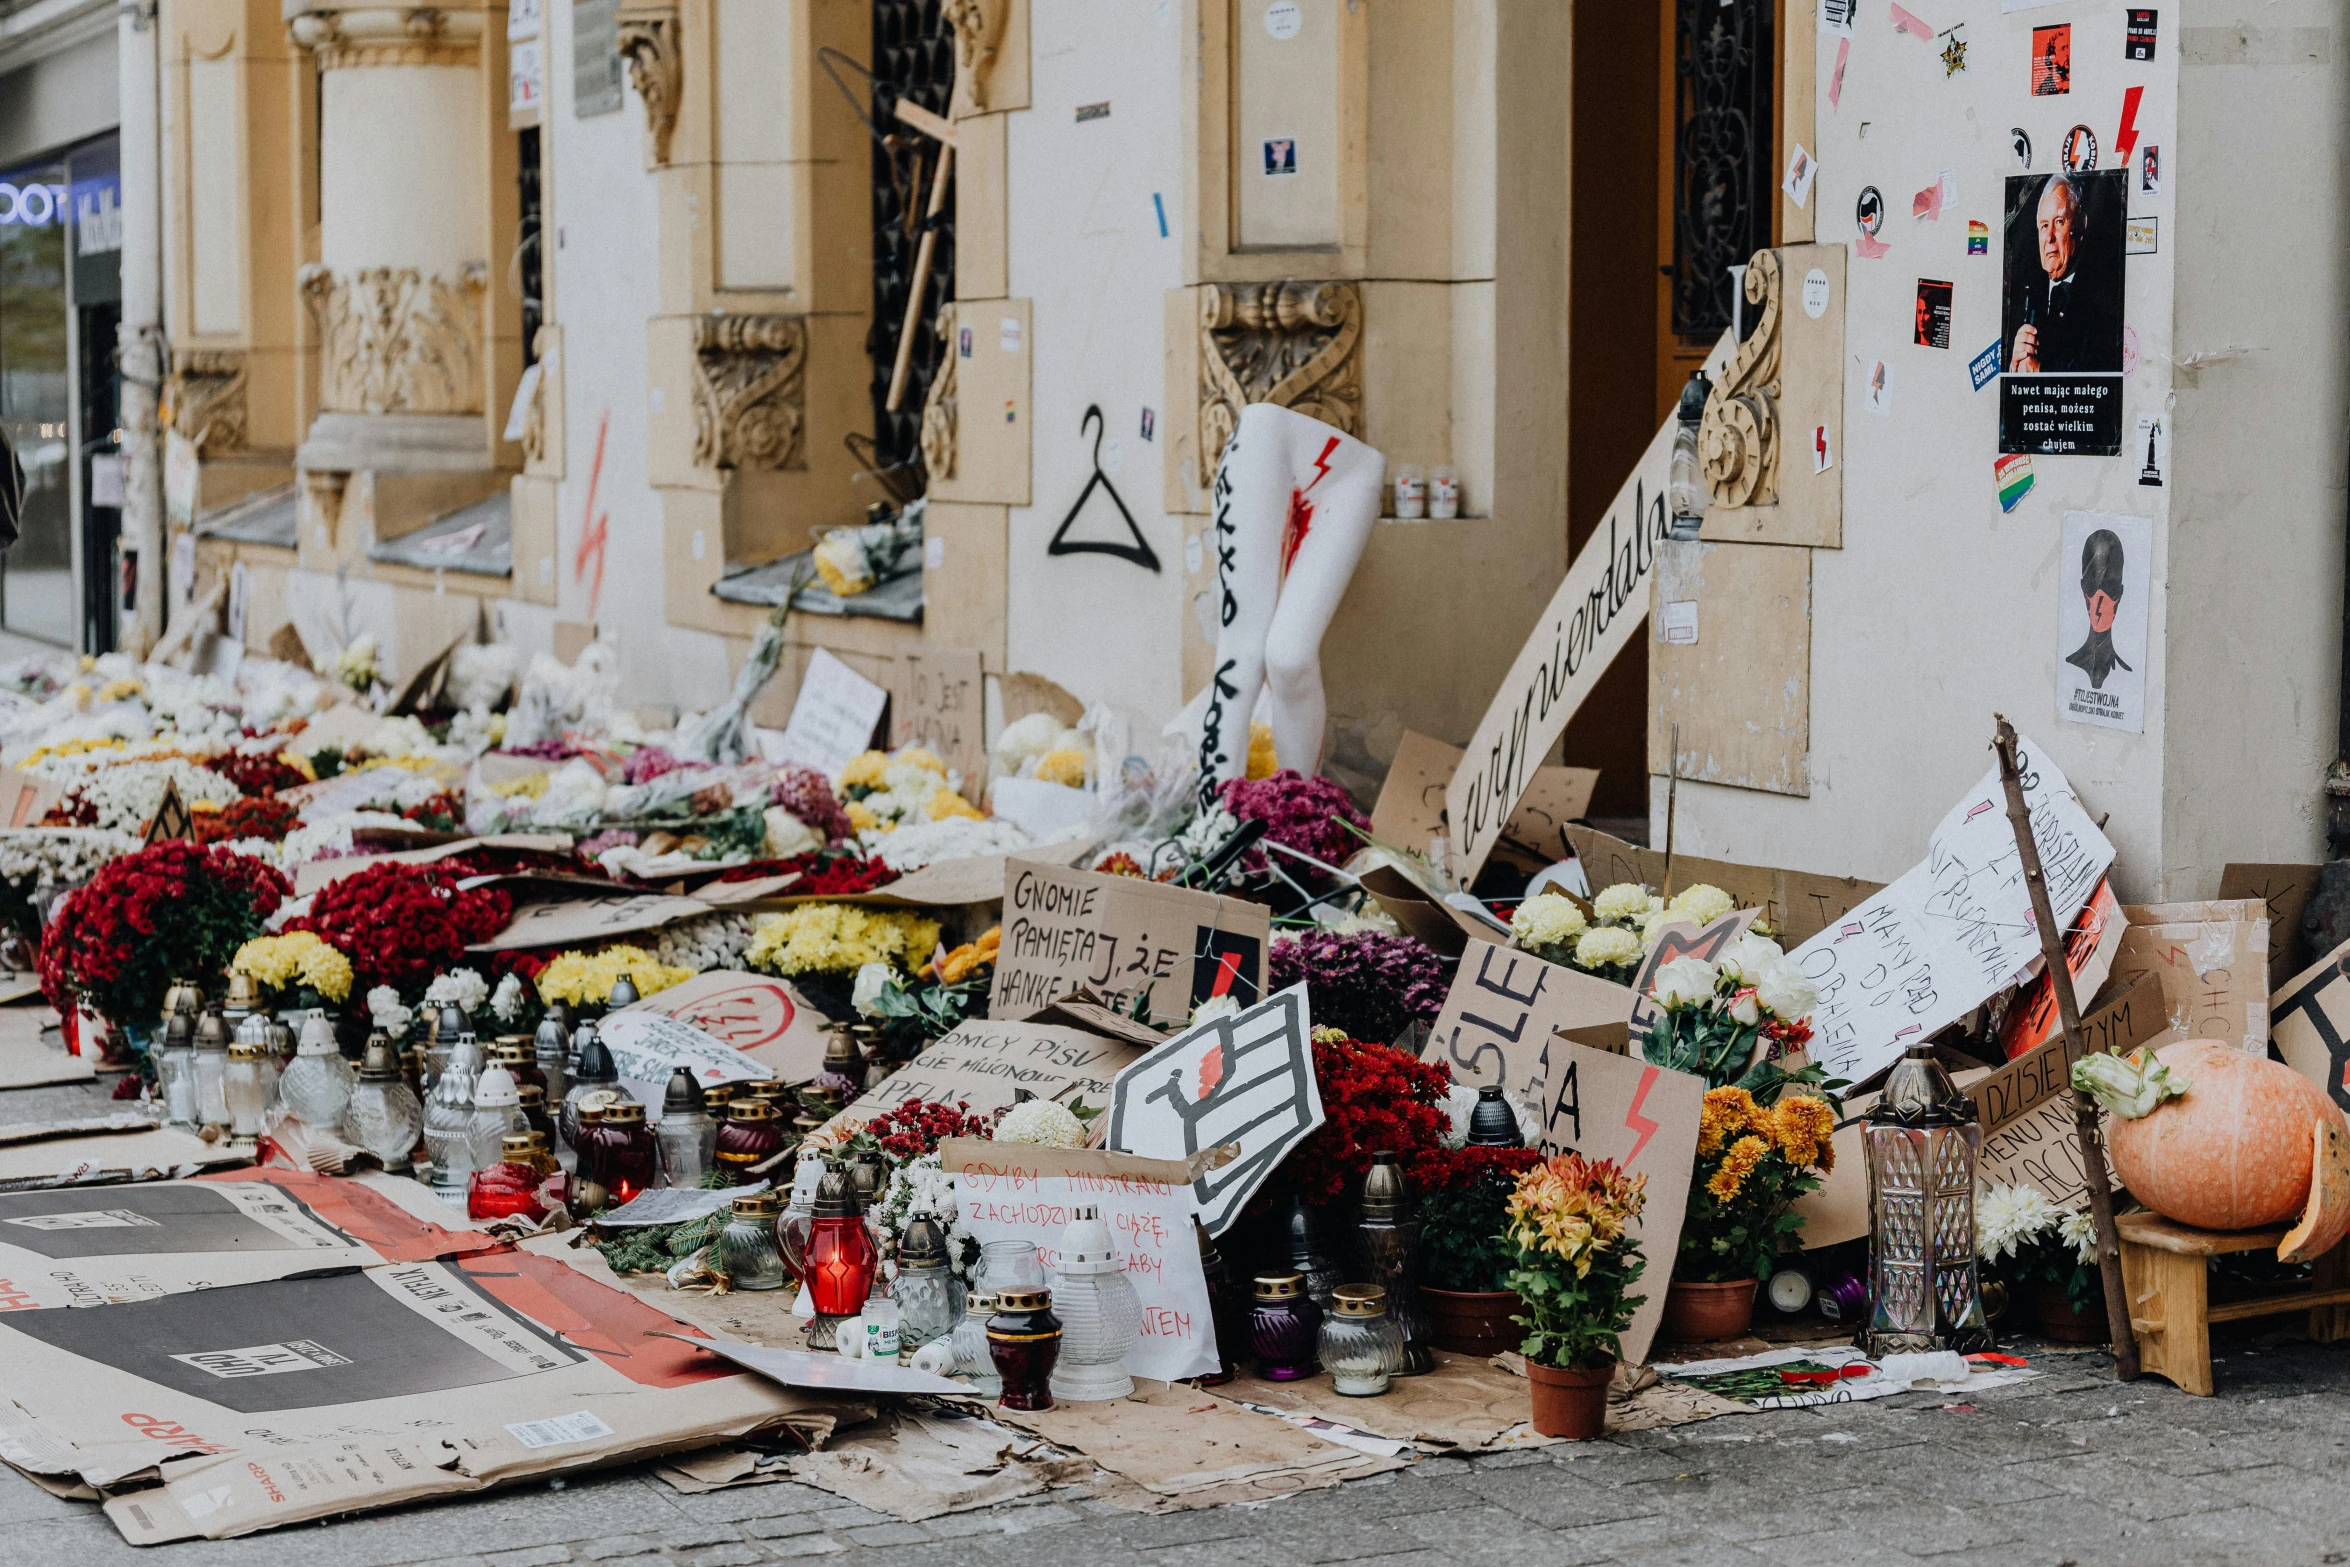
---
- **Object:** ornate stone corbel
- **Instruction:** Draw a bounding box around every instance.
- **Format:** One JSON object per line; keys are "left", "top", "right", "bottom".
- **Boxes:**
{"left": 166, "top": 349, "right": 247, "bottom": 455}
{"left": 299, "top": 262, "right": 489, "bottom": 416}
{"left": 1197, "top": 280, "right": 1363, "bottom": 478}
{"left": 691, "top": 315, "right": 807, "bottom": 471}
{"left": 1698, "top": 251, "right": 1782, "bottom": 510}
{"left": 943, "top": 0, "right": 1006, "bottom": 112}
{"left": 617, "top": 2, "right": 682, "bottom": 167}
{"left": 286, "top": 6, "right": 482, "bottom": 68}
{"left": 919, "top": 307, "right": 958, "bottom": 481}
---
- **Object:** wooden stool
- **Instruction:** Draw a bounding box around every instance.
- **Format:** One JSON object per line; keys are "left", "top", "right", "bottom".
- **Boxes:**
{"left": 2116, "top": 1211, "right": 2350, "bottom": 1395}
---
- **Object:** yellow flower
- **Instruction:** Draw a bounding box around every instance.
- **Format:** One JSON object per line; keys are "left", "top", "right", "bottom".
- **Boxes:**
{"left": 1769, "top": 1094, "right": 1837, "bottom": 1173}
{"left": 925, "top": 790, "right": 983, "bottom": 822}
{"left": 844, "top": 800, "right": 882, "bottom": 833}
{"left": 230, "top": 932, "right": 354, "bottom": 1004}
{"left": 1666, "top": 883, "right": 1736, "bottom": 926}
{"left": 1034, "top": 748, "right": 1089, "bottom": 788}
{"left": 893, "top": 747, "right": 947, "bottom": 777}
{"left": 1696, "top": 1086, "right": 1761, "bottom": 1158}
{"left": 95, "top": 677, "right": 144, "bottom": 703}
{"left": 534, "top": 945, "right": 693, "bottom": 1007}
{"left": 840, "top": 751, "right": 892, "bottom": 790}
{"left": 277, "top": 749, "right": 319, "bottom": 781}
{"left": 1706, "top": 1135, "right": 1770, "bottom": 1202}
{"left": 745, "top": 904, "right": 941, "bottom": 977}
{"left": 1504, "top": 1153, "right": 1647, "bottom": 1277}
{"left": 488, "top": 771, "right": 551, "bottom": 799}
{"left": 1246, "top": 721, "right": 1279, "bottom": 779}
{"left": 25, "top": 736, "right": 125, "bottom": 769}
{"left": 934, "top": 925, "right": 1001, "bottom": 984}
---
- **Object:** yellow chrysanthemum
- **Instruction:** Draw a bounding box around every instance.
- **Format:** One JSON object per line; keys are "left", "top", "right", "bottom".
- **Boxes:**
{"left": 25, "top": 736, "right": 125, "bottom": 769}
{"left": 95, "top": 677, "right": 144, "bottom": 703}
{"left": 840, "top": 751, "right": 892, "bottom": 790}
{"left": 1706, "top": 1134, "right": 1770, "bottom": 1202}
{"left": 1696, "top": 1086, "right": 1761, "bottom": 1158}
{"left": 1246, "top": 721, "right": 1279, "bottom": 780}
{"left": 534, "top": 945, "right": 693, "bottom": 1008}
{"left": 277, "top": 749, "right": 319, "bottom": 781}
{"left": 893, "top": 747, "right": 947, "bottom": 777}
{"left": 925, "top": 790, "right": 984, "bottom": 822}
{"left": 745, "top": 904, "right": 941, "bottom": 977}
{"left": 1034, "top": 747, "right": 1089, "bottom": 788}
{"left": 844, "top": 799, "right": 882, "bottom": 833}
{"left": 1769, "top": 1094, "right": 1837, "bottom": 1172}
{"left": 1504, "top": 1153, "right": 1647, "bottom": 1278}
{"left": 230, "top": 932, "right": 355, "bottom": 1004}
{"left": 488, "top": 770, "right": 552, "bottom": 799}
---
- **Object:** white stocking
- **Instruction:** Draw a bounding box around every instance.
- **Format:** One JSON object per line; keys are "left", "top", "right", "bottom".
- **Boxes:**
{"left": 1198, "top": 403, "right": 1384, "bottom": 809}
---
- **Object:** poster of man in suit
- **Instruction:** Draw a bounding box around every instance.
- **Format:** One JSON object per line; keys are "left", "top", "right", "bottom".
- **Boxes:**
{"left": 2000, "top": 170, "right": 2127, "bottom": 454}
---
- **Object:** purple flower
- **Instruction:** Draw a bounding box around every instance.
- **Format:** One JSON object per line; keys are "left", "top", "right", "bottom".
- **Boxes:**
{"left": 1217, "top": 770, "right": 1371, "bottom": 880}
{"left": 1268, "top": 929, "right": 1452, "bottom": 1047}
{"left": 770, "top": 764, "right": 854, "bottom": 846}
{"left": 622, "top": 745, "right": 686, "bottom": 785}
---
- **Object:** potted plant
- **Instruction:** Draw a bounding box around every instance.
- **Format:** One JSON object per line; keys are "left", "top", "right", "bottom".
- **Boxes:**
{"left": 1410, "top": 1144, "right": 1543, "bottom": 1353}
{"left": 1502, "top": 1152, "right": 1649, "bottom": 1439}
{"left": 1667, "top": 1086, "right": 1836, "bottom": 1342}
{"left": 1977, "top": 1181, "right": 2105, "bottom": 1342}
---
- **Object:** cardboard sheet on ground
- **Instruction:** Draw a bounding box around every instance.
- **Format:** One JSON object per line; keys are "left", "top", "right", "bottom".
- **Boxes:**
{"left": 1425, "top": 940, "right": 1628, "bottom": 1094}
{"left": 1225, "top": 1351, "right": 1731, "bottom": 1451}
{"left": 989, "top": 1381, "right": 1401, "bottom": 1504}
{"left": 0, "top": 1246, "right": 826, "bottom": 1541}
{"left": 647, "top": 1331, "right": 976, "bottom": 1396}
{"left": 1105, "top": 985, "right": 1321, "bottom": 1238}
{"left": 941, "top": 1140, "right": 1216, "bottom": 1382}
{"left": 2271, "top": 937, "right": 2350, "bottom": 1120}
{"left": 469, "top": 891, "right": 714, "bottom": 952}
{"left": 821, "top": 1019, "right": 1147, "bottom": 1139}
{"left": 0, "top": 1169, "right": 498, "bottom": 1308}
{"left": 1536, "top": 1042, "right": 1704, "bottom": 1367}
{"left": 1789, "top": 736, "right": 2114, "bottom": 1086}
{"left": 0, "top": 1008, "right": 94, "bottom": 1088}
{"left": 779, "top": 1410, "right": 1083, "bottom": 1520}
{"left": 594, "top": 1012, "right": 768, "bottom": 1117}
{"left": 990, "top": 861, "right": 1269, "bottom": 1022}
{"left": 619, "top": 968, "right": 831, "bottom": 1083}
{"left": 1563, "top": 825, "right": 1882, "bottom": 948}
{"left": 0, "top": 1121, "right": 249, "bottom": 1189}
{"left": 294, "top": 833, "right": 575, "bottom": 894}
{"left": 2108, "top": 898, "right": 2269, "bottom": 1053}
{"left": 1370, "top": 730, "right": 1599, "bottom": 867}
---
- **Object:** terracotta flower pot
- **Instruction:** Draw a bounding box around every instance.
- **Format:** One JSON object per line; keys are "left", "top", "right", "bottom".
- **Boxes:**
{"left": 1525, "top": 1357, "right": 1613, "bottom": 1439}
{"left": 2033, "top": 1281, "right": 2109, "bottom": 1343}
{"left": 1661, "top": 1277, "right": 1758, "bottom": 1343}
{"left": 1421, "top": 1286, "right": 1523, "bottom": 1356}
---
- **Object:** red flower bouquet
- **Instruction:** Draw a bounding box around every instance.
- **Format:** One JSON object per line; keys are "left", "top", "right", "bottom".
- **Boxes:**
{"left": 204, "top": 751, "right": 308, "bottom": 797}
{"left": 716, "top": 852, "right": 896, "bottom": 896}
{"left": 40, "top": 841, "right": 292, "bottom": 1025}
{"left": 848, "top": 1098, "right": 994, "bottom": 1164}
{"left": 193, "top": 794, "right": 300, "bottom": 844}
{"left": 1280, "top": 1031, "right": 1453, "bottom": 1205}
{"left": 287, "top": 860, "right": 512, "bottom": 998}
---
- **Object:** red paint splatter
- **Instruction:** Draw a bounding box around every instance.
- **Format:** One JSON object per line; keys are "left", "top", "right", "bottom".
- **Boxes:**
{"left": 574, "top": 409, "right": 613, "bottom": 624}
{"left": 1280, "top": 486, "right": 1314, "bottom": 579}
{"left": 1197, "top": 1044, "right": 1225, "bottom": 1098}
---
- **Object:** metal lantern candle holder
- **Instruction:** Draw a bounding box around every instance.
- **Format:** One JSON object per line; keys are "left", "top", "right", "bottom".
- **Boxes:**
{"left": 1862, "top": 1046, "right": 1995, "bottom": 1355}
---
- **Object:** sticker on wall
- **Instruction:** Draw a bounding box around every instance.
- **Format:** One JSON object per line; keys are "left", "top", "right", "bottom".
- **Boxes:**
{"left": 1968, "top": 219, "right": 1990, "bottom": 254}
{"left": 1048, "top": 405, "right": 1161, "bottom": 573}
{"left": 1854, "top": 185, "right": 1890, "bottom": 257}
{"left": 2134, "top": 415, "right": 2167, "bottom": 487}
{"left": 1999, "top": 170, "right": 2128, "bottom": 454}
{"left": 1263, "top": 138, "right": 1297, "bottom": 176}
{"left": 1782, "top": 145, "right": 1818, "bottom": 208}
{"left": 2140, "top": 146, "right": 2160, "bottom": 195}
{"left": 2061, "top": 125, "right": 2098, "bottom": 172}
{"left": 2031, "top": 25, "right": 2071, "bottom": 95}
{"left": 1802, "top": 267, "right": 1831, "bottom": 318}
{"left": 2056, "top": 511, "right": 2151, "bottom": 734}
{"left": 1659, "top": 600, "right": 1699, "bottom": 646}
{"left": 1864, "top": 359, "right": 1893, "bottom": 414}
{"left": 1005, "top": 400, "right": 1017, "bottom": 423}
{"left": 1153, "top": 192, "right": 1169, "bottom": 236}
{"left": 1820, "top": 0, "right": 1855, "bottom": 34}
{"left": 2113, "top": 86, "right": 2144, "bottom": 165}
{"left": 1969, "top": 340, "right": 2002, "bottom": 390}
{"left": 1938, "top": 22, "right": 1968, "bottom": 75}
{"left": 1890, "top": 3, "right": 1934, "bottom": 42}
{"left": 2124, "top": 217, "right": 2158, "bottom": 255}
{"left": 2121, "top": 324, "right": 2139, "bottom": 377}
{"left": 1995, "top": 453, "right": 2035, "bottom": 513}
{"left": 958, "top": 325, "right": 973, "bottom": 359}
{"left": 2012, "top": 128, "right": 2033, "bottom": 171}
{"left": 1140, "top": 408, "right": 1157, "bottom": 441}
{"left": 1829, "top": 38, "right": 1850, "bottom": 107}
{"left": 1264, "top": 0, "right": 1302, "bottom": 40}
{"left": 1812, "top": 424, "right": 1833, "bottom": 475}
{"left": 1000, "top": 316, "right": 1022, "bottom": 353}
{"left": 2126, "top": 8, "right": 2157, "bottom": 60}
{"left": 1075, "top": 102, "right": 1110, "bottom": 124}
{"left": 1914, "top": 280, "right": 1953, "bottom": 350}
{"left": 1912, "top": 171, "right": 1954, "bottom": 221}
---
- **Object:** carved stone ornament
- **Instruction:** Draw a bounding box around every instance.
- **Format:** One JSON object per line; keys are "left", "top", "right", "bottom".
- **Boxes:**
{"left": 521, "top": 330, "right": 553, "bottom": 466}
{"left": 1698, "top": 249, "right": 1782, "bottom": 511}
{"left": 1197, "top": 280, "right": 1363, "bottom": 478}
{"left": 943, "top": 0, "right": 1005, "bottom": 112}
{"left": 616, "top": 2, "right": 682, "bottom": 167}
{"left": 691, "top": 315, "right": 808, "bottom": 470}
{"left": 919, "top": 306, "right": 958, "bottom": 481}
{"left": 286, "top": 7, "right": 484, "bottom": 69}
{"left": 298, "top": 262, "right": 489, "bottom": 417}
{"left": 166, "top": 349, "right": 247, "bottom": 455}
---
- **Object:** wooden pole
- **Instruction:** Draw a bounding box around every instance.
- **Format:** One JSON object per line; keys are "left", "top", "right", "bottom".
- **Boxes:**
{"left": 1991, "top": 714, "right": 2140, "bottom": 1379}
{"left": 1662, "top": 721, "right": 1681, "bottom": 899}
{"left": 885, "top": 140, "right": 954, "bottom": 413}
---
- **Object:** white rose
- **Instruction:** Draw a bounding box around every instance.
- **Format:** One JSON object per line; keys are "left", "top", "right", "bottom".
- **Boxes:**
{"left": 1719, "top": 931, "right": 1784, "bottom": 984}
{"left": 1651, "top": 956, "right": 1720, "bottom": 1009}
{"left": 1728, "top": 989, "right": 1761, "bottom": 1026}
{"left": 1756, "top": 956, "right": 1819, "bottom": 1022}
{"left": 851, "top": 961, "right": 896, "bottom": 1018}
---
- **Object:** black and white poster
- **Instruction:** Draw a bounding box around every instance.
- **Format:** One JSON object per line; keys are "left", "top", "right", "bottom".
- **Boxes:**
{"left": 2056, "top": 511, "right": 2151, "bottom": 734}
{"left": 2000, "top": 171, "right": 2128, "bottom": 455}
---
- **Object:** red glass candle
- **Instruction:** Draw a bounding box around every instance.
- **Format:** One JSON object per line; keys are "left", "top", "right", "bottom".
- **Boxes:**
{"left": 714, "top": 1100, "right": 788, "bottom": 1185}
{"left": 468, "top": 1136, "right": 554, "bottom": 1223}
{"left": 987, "top": 1288, "right": 1063, "bottom": 1411}
{"left": 492, "top": 1040, "right": 547, "bottom": 1098}
{"left": 802, "top": 1169, "right": 878, "bottom": 1317}
{"left": 600, "top": 1101, "right": 658, "bottom": 1207}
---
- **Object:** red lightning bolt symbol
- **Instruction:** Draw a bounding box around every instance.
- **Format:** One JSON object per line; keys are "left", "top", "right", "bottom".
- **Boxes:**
{"left": 2115, "top": 85, "right": 2144, "bottom": 164}
{"left": 1623, "top": 1066, "right": 1661, "bottom": 1165}
{"left": 1306, "top": 435, "right": 1339, "bottom": 492}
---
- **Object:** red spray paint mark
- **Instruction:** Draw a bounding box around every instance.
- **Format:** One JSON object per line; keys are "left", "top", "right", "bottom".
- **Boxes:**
{"left": 1622, "top": 1066, "right": 1662, "bottom": 1165}
{"left": 574, "top": 409, "right": 612, "bottom": 624}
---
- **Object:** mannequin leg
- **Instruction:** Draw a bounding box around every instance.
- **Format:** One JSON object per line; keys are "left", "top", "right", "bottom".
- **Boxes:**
{"left": 1199, "top": 411, "right": 1284, "bottom": 807}
{"left": 1260, "top": 439, "right": 1382, "bottom": 775}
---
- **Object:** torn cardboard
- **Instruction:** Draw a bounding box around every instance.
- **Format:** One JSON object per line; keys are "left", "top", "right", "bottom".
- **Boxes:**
{"left": 991, "top": 861, "right": 1269, "bottom": 1022}
{"left": 469, "top": 891, "right": 716, "bottom": 952}
{"left": 0, "top": 1126, "right": 248, "bottom": 1190}
{"left": 619, "top": 968, "right": 833, "bottom": 1083}
{"left": 821, "top": 1018, "right": 1147, "bottom": 1138}
{"left": 781, "top": 1411, "right": 1082, "bottom": 1519}
{"left": 2109, "top": 898, "right": 2270, "bottom": 1053}
{"left": 1425, "top": 940, "right": 1627, "bottom": 1099}
{"left": 1370, "top": 730, "right": 1598, "bottom": 870}
{"left": 2219, "top": 862, "right": 2322, "bottom": 990}
{"left": 1563, "top": 824, "right": 1880, "bottom": 948}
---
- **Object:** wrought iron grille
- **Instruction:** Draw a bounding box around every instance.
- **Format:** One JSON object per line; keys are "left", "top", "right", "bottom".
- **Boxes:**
{"left": 1669, "top": 0, "right": 1774, "bottom": 341}
{"left": 517, "top": 126, "right": 543, "bottom": 369}
{"left": 867, "top": 0, "right": 956, "bottom": 471}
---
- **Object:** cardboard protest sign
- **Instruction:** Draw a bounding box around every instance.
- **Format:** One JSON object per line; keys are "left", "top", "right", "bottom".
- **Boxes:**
{"left": 594, "top": 1012, "right": 769, "bottom": 1117}
{"left": 2218, "top": 862, "right": 2322, "bottom": 990}
{"left": 1789, "top": 735, "right": 2113, "bottom": 1087}
{"left": 1425, "top": 940, "right": 1628, "bottom": 1096}
{"left": 773, "top": 647, "right": 890, "bottom": 778}
{"left": 0, "top": 1170, "right": 496, "bottom": 1310}
{"left": 2271, "top": 938, "right": 2350, "bottom": 1118}
{"left": 0, "top": 1123, "right": 248, "bottom": 1190}
{"left": 2108, "top": 898, "right": 2269, "bottom": 1053}
{"left": 621, "top": 969, "right": 831, "bottom": 1083}
{"left": 295, "top": 833, "right": 574, "bottom": 895}
{"left": 1562, "top": 824, "right": 1881, "bottom": 948}
{"left": 1029, "top": 988, "right": 1172, "bottom": 1047}
{"left": 1105, "top": 985, "right": 1322, "bottom": 1237}
{"left": 825, "top": 1019, "right": 1148, "bottom": 1138}
{"left": 941, "top": 1139, "right": 1218, "bottom": 1382}
{"left": 990, "top": 861, "right": 1270, "bottom": 1023}
{"left": 1626, "top": 911, "right": 1761, "bottom": 1046}
{"left": 1536, "top": 1042, "right": 1705, "bottom": 1365}
{"left": 0, "top": 768, "right": 64, "bottom": 828}
{"left": 1370, "top": 730, "right": 1598, "bottom": 869}
{"left": 468, "top": 891, "right": 714, "bottom": 952}
{"left": 891, "top": 648, "right": 987, "bottom": 798}
{"left": 1994, "top": 878, "right": 2124, "bottom": 1060}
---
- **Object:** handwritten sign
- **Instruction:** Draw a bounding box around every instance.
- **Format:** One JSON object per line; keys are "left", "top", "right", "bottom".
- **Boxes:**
{"left": 941, "top": 1139, "right": 1217, "bottom": 1382}
{"left": 826, "top": 1019, "right": 1147, "bottom": 1138}
{"left": 773, "top": 648, "right": 889, "bottom": 778}
{"left": 2109, "top": 898, "right": 2268, "bottom": 1053}
{"left": 1626, "top": 911, "right": 1761, "bottom": 1046}
{"left": 1563, "top": 824, "right": 1881, "bottom": 948}
{"left": 1426, "top": 941, "right": 1628, "bottom": 1093}
{"left": 1790, "top": 735, "right": 2113, "bottom": 1086}
{"left": 1106, "top": 985, "right": 1321, "bottom": 1237}
{"left": 622, "top": 969, "right": 831, "bottom": 1082}
{"left": 1975, "top": 971, "right": 2166, "bottom": 1207}
{"left": 989, "top": 862, "right": 1270, "bottom": 1023}
{"left": 893, "top": 648, "right": 986, "bottom": 800}
{"left": 2218, "top": 861, "right": 2322, "bottom": 989}
{"left": 469, "top": 892, "right": 714, "bottom": 952}
{"left": 595, "top": 1012, "right": 769, "bottom": 1117}
{"left": 2272, "top": 937, "right": 2350, "bottom": 1118}
{"left": 1370, "top": 731, "right": 1598, "bottom": 867}
{"left": 1538, "top": 1042, "right": 1705, "bottom": 1365}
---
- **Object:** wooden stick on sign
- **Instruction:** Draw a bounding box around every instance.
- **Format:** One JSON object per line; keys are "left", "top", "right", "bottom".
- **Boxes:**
{"left": 1991, "top": 714, "right": 2140, "bottom": 1380}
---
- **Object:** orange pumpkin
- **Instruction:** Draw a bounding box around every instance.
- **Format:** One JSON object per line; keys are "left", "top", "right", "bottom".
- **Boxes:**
{"left": 2105, "top": 1040, "right": 2345, "bottom": 1231}
{"left": 2281, "top": 1118, "right": 2350, "bottom": 1263}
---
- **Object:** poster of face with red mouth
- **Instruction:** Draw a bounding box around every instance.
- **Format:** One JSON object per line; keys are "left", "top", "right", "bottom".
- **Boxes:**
{"left": 2057, "top": 510, "right": 2150, "bottom": 733}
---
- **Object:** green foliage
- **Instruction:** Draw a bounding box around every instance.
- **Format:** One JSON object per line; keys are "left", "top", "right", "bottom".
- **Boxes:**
{"left": 1417, "top": 1172, "right": 1522, "bottom": 1293}
{"left": 861, "top": 969, "right": 989, "bottom": 1058}
{"left": 1506, "top": 1243, "right": 1646, "bottom": 1372}
{"left": 1677, "top": 1169, "right": 1813, "bottom": 1283}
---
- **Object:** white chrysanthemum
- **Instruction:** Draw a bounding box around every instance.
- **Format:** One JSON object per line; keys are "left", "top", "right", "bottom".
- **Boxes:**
{"left": 1573, "top": 926, "right": 1643, "bottom": 970}
{"left": 651, "top": 912, "right": 756, "bottom": 973}
{"left": 995, "top": 1099, "right": 1088, "bottom": 1149}
{"left": 1177, "top": 804, "right": 1241, "bottom": 860}
{"left": 873, "top": 1153, "right": 979, "bottom": 1284}
{"left": 424, "top": 968, "right": 490, "bottom": 1014}
{"left": 367, "top": 984, "right": 414, "bottom": 1039}
{"left": 1511, "top": 892, "right": 1587, "bottom": 951}
{"left": 1975, "top": 1182, "right": 2059, "bottom": 1262}
{"left": 2057, "top": 1206, "right": 2099, "bottom": 1266}
{"left": 0, "top": 828, "right": 140, "bottom": 897}
{"left": 72, "top": 758, "right": 241, "bottom": 832}
{"left": 1651, "top": 956, "right": 1720, "bottom": 1008}
{"left": 1756, "top": 955, "right": 1819, "bottom": 1022}
{"left": 1666, "top": 882, "right": 1736, "bottom": 926}
{"left": 1592, "top": 883, "right": 1651, "bottom": 923}
{"left": 867, "top": 814, "right": 1031, "bottom": 873}
{"left": 489, "top": 971, "right": 530, "bottom": 1023}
